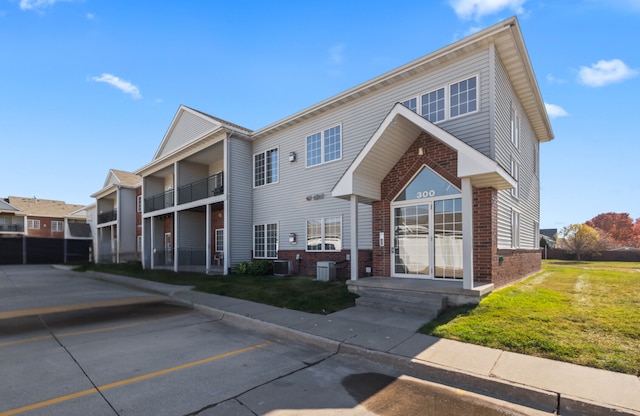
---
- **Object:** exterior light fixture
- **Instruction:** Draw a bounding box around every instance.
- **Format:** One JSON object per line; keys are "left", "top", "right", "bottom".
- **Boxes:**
{"left": 289, "top": 152, "right": 296, "bottom": 162}
{"left": 289, "top": 233, "right": 297, "bottom": 244}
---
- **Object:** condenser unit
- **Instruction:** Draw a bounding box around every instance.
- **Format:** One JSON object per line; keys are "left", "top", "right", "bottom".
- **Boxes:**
{"left": 273, "top": 260, "right": 291, "bottom": 276}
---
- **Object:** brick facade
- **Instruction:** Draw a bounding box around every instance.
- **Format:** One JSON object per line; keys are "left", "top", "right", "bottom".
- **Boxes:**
{"left": 25, "top": 216, "right": 65, "bottom": 238}
{"left": 370, "top": 131, "right": 539, "bottom": 288}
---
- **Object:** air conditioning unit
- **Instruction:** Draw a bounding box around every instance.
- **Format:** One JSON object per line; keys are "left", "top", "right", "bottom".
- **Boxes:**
{"left": 273, "top": 260, "right": 291, "bottom": 276}
{"left": 316, "top": 261, "right": 336, "bottom": 281}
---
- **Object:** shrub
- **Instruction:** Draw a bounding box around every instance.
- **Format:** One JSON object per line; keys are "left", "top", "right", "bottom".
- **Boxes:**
{"left": 249, "top": 260, "right": 272, "bottom": 276}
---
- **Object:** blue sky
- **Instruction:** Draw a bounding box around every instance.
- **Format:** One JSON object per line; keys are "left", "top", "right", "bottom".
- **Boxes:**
{"left": 1, "top": 0, "right": 638, "bottom": 229}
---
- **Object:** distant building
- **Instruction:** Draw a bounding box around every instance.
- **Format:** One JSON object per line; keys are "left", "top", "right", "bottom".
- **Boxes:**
{"left": 0, "top": 196, "right": 90, "bottom": 240}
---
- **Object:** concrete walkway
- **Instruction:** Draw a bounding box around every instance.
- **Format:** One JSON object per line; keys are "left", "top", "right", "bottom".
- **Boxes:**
{"left": 10, "top": 266, "right": 640, "bottom": 415}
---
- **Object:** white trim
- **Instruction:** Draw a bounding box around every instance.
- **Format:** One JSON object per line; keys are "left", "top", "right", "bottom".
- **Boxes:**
{"left": 305, "top": 123, "right": 343, "bottom": 168}
{"left": 448, "top": 74, "right": 480, "bottom": 121}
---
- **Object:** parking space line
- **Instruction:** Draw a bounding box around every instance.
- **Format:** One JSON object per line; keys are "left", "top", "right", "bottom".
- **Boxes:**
{"left": 0, "top": 322, "right": 142, "bottom": 348}
{"left": 0, "top": 341, "right": 272, "bottom": 416}
{"left": 0, "top": 296, "right": 168, "bottom": 320}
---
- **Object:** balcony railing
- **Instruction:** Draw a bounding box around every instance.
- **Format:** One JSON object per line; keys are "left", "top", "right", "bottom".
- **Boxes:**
{"left": 145, "top": 189, "right": 175, "bottom": 213}
{"left": 0, "top": 223, "right": 24, "bottom": 232}
{"left": 177, "top": 172, "right": 224, "bottom": 205}
{"left": 98, "top": 210, "right": 117, "bottom": 224}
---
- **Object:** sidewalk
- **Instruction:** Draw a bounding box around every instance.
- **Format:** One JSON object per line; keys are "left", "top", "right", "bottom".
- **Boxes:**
{"left": 55, "top": 268, "right": 640, "bottom": 415}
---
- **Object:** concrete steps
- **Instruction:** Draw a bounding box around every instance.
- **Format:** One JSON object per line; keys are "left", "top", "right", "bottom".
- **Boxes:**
{"left": 352, "top": 285, "right": 448, "bottom": 319}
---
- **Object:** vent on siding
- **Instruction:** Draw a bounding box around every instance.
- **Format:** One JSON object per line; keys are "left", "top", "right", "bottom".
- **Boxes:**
{"left": 273, "top": 260, "right": 291, "bottom": 276}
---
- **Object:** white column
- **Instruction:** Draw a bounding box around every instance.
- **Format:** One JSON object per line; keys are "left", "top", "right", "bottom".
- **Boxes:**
{"left": 174, "top": 212, "right": 179, "bottom": 272}
{"left": 206, "top": 204, "right": 211, "bottom": 272}
{"left": 350, "top": 194, "right": 359, "bottom": 281}
{"left": 150, "top": 217, "right": 155, "bottom": 269}
{"left": 462, "top": 178, "right": 474, "bottom": 290}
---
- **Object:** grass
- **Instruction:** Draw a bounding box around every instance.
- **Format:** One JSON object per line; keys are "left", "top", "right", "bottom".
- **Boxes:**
{"left": 420, "top": 260, "right": 640, "bottom": 375}
{"left": 81, "top": 262, "right": 358, "bottom": 315}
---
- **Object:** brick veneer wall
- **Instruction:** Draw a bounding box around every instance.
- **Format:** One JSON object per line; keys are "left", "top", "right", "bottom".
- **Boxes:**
{"left": 370, "top": 131, "right": 538, "bottom": 287}
{"left": 274, "top": 249, "right": 372, "bottom": 279}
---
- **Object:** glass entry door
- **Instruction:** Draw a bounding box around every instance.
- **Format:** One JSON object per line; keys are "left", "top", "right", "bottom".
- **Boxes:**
{"left": 393, "top": 204, "right": 431, "bottom": 277}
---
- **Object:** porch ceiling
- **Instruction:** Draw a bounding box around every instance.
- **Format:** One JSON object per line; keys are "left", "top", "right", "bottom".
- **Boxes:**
{"left": 332, "top": 104, "right": 515, "bottom": 202}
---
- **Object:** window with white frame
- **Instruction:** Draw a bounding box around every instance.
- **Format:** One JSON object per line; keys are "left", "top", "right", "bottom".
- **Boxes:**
{"left": 215, "top": 229, "right": 224, "bottom": 252}
{"left": 511, "top": 106, "right": 520, "bottom": 148}
{"left": 511, "top": 209, "right": 520, "bottom": 248}
{"left": 421, "top": 88, "right": 445, "bottom": 122}
{"left": 533, "top": 143, "right": 539, "bottom": 176}
{"left": 27, "top": 219, "right": 40, "bottom": 229}
{"left": 306, "top": 125, "right": 341, "bottom": 167}
{"left": 533, "top": 221, "right": 540, "bottom": 249}
{"left": 450, "top": 76, "right": 477, "bottom": 118}
{"left": 510, "top": 158, "right": 519, "bottom": 198}
{"left": 254, "top": 223, "right": 278, "bottom": 258}
{"left": 306, "top": 216, "right": 342, "bottom": 252}
{"left": 137, "top": 195, "right": 142, "bottom": 212}
{"left": 137, "top": 235, "right": 142, "bottom": 252}
{"left": 254, "top": 148, "right": 278, "bottom": 187}
{"left": 402, "top": 97, "right": 417, "bottom": 112}
{"left": 51, "top": 221, "right": 64, "bottom": 232}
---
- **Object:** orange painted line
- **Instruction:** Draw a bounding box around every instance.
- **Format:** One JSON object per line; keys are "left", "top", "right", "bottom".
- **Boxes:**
{"left": 0, "top": 341, "right": 272, "bottom": 416}
{"left": 0, "top": 296, "right": 168, "bottom": 320}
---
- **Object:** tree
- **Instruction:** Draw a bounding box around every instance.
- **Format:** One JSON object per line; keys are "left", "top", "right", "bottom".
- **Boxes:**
{"left": 586, "top": 212, "right": 636, "bottom": 247}
{"left": 559, "top": 224, "right": 602, "bottom": 261}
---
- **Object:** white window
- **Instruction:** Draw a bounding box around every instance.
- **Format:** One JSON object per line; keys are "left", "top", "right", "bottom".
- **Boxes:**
{"left": 533, "top": 221, "right": 540, "bottom": 249}
{"left": 511, "top": 106, "right": 520, "bottom": 148}
{"left": 215, "top": 229, "right": 224, "bottom": 252}
{"left": 137, "top": 195, "right": 142, "bottom": 212}
{"left": 137, "top": 235, "right": 142, "bottom": 252}
{"left": 27, "top": 219, "right": 40, "bottom": 229}
{"left": 254, "top": 148, "right": 278, "bottom": 187}
{"left": 533, "top": 143, "right": 539, "bottom": 176}
{"left": 306, "top": 125, "right": 341, "bottom": 167}
{"left": 402, "top": 97, "right": 417, "bottom": 112}
{"left": 510, "top": 158, "right": 519, "bottom": 199}
{"left": 450, "top": 76, "right": 477, "bottom": 118}
{"left": 421, "top": 88, "right": 445, "bottom": 122}
{"left": 306, "top": 216, "right": 342, "bottom": 252}
{"left": 511, "top": 210, "right": 520, "bottom": 248}
{"left": 254, "top": 223, "right": 278, "bottom": 258}
{"left": 51, "top": 221, "right": 64, "bottom": 232}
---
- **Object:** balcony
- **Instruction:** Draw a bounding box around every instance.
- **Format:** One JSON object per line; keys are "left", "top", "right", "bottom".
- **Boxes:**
{"left": 145, "top": 189, "right": 175, "bottom": 213}
{"left": 0, "top": 223, "right": 24, "bottom": 232}
{"left": 98, "top": 210, "right": 117, "bottom": 224}
{"left": 177, "top": 172, "right": 224, "bottom": 205}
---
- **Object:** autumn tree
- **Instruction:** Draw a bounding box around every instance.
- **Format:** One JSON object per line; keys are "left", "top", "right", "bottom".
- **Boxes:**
{"left": 586, "top": 212, "right": 636, "bottom": 247}
{"left": 559, "top": 224, "right": 602, "bottom": 261}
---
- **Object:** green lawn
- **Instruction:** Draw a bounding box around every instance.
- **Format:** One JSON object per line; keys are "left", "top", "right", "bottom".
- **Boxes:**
{"left": 420, "top": 260, "right": 640, "bottom": 375}
{"left": 81, "top": 262, "right": 357, "bottom": 315}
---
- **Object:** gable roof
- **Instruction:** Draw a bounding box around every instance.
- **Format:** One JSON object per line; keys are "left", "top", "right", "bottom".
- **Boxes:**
{"left": 7, "top": 196, "right": 86, "bottom": 218}
{"left": 253, "top": 16, "right": 552, "bottom": 144}
{"left": 107, "top": 169, "right": 142, "bottom": 188}
{"left": 152, "top": 105, "right": 252, "bottom": 161}
{"left": 332, "top": 103, "right": 515, "bottom": 202}
{"left": 91, "top": 169, "right": 141, "bottom": 199}
{"left": 0, "top": 198, "right": 20, "bottom": 212}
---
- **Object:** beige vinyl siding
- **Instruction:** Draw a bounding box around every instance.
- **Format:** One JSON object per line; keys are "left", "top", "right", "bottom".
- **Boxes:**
{"left": 178, "top": 210, "right": 206, "bottom": 252}
{"left": 157, "top": 111, "right": 219, "bottom": 159}
{"left": 227, "top": 136, "right": 253, "bottom": 267}
{"left": 251, "top": 50, "right": 492, "bottom": 252}
{"left": 119, "top": 188, "right": 138, "bottom": 257}
{"left": 494, "top": 55, "right": 540, "bottom": 249}
{"left": 178, "top": 161, "right": 208, "bottom": 187}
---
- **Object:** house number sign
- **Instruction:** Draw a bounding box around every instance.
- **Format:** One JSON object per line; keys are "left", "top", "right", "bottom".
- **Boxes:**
{"left": 416, "top": 190, "right": 436, "bottom": 199}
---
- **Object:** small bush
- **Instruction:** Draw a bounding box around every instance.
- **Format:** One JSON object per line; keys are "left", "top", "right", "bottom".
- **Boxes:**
{"left": 236, "top": 262, "right": 250, "bottom": 275}
{"left": 249, "top": 260, "right": 272, "bottom": 276}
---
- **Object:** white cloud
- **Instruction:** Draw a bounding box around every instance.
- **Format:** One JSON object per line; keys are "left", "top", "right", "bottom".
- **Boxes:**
{"left": 91, "top": 73, "right": 142, "bottom": 99}
{"left": 546, "top": 74, "right": 565, "bottom": 85}
{"left": 577, "top": 59, "right": 639, "bottom": 87}
{"left": 449, "top": 0, "right": 526, "bottom": 20}
{"left": 545, "top": 103, "right": 568, "bottom": 119}
{"left": 329, "top": 44, "right": 346, "bottom": 65}
{"left": 86, "top": 12, "right": 94, "bottom": 20}
{"left": 19, "top": 0, "right": 76, "bottom": 11}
